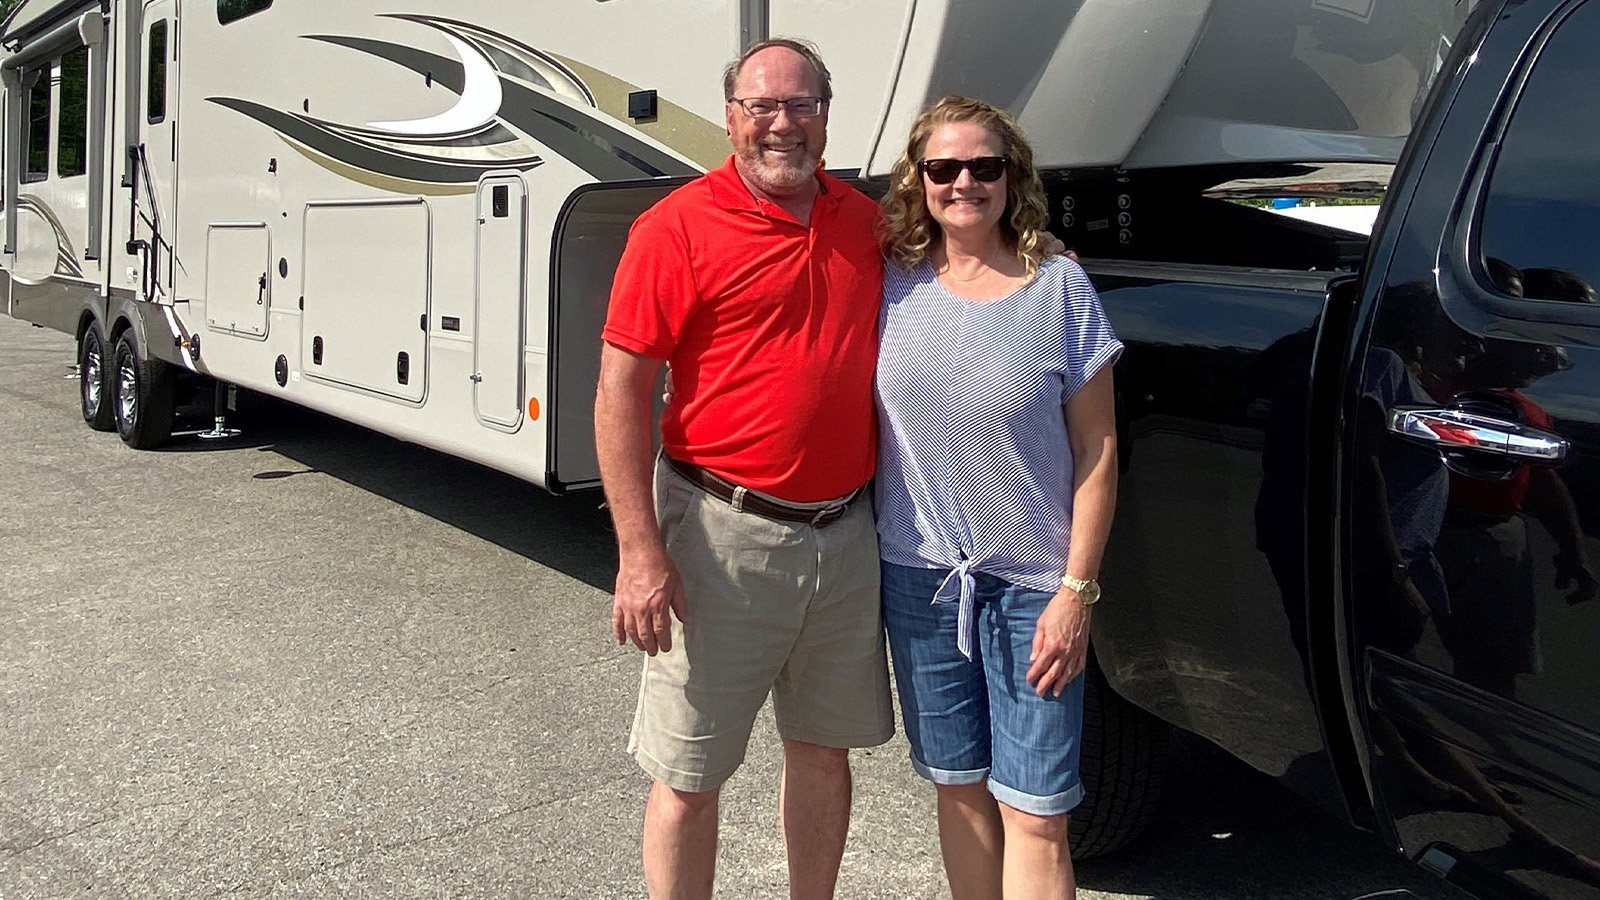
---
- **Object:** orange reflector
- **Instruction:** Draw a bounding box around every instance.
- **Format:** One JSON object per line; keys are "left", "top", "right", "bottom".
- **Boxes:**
{"left": 528, "top": 397, "right": 541, "bottom": 420}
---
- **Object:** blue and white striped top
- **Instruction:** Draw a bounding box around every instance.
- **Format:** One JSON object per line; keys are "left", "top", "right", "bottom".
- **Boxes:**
{"left": 874, "top": 255, "right": 1122, "bottom": 657}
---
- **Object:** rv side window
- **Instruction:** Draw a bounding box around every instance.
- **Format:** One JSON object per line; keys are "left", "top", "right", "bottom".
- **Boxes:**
{"left": 1477, "top": 0, "right": 1600, "bottom": 305}
{"left": 57, "top": 47, "right": 88, "bottom": 178}
{"left": 218, "top": 0, "right": 271, "bottom": 25}
{"left": 147, "top": 21, "right": 168, "bottom": 124}
{"left": 24, "top": 69, "right": 49, "bottom": 182}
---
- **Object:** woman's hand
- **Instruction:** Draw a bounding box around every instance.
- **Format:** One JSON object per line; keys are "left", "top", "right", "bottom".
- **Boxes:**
{"left": 1026, "top": 587, "right": 1092, "bottom": 697}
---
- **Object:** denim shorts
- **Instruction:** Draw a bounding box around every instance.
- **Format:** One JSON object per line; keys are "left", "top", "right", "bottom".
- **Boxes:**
{"left": 881, "top": 561, "right": 1085, "bottom": 816}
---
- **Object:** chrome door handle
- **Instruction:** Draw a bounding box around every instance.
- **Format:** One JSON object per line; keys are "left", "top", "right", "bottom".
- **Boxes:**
{"left": 1388, "top": 407, "right": 1568, "bottom": 463}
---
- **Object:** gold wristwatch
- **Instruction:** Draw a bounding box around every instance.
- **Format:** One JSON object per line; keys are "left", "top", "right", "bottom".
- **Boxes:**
{"left": 1061, "top": 574, "right": 1102, "bottom": 606}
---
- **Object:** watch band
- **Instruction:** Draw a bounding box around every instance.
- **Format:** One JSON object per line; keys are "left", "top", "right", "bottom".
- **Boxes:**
{"left": 1061, "top": 573, "right": 1101, "bottom": 605}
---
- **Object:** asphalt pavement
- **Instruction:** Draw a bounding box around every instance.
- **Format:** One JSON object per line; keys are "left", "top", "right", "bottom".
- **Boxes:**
{"left": 0, "top": 315, "right": 1458, "bottom": 899}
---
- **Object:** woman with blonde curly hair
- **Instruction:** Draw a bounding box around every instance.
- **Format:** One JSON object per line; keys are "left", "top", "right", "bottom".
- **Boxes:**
{"left": 874, "top": 96, "right": 1122, "bottom": 899}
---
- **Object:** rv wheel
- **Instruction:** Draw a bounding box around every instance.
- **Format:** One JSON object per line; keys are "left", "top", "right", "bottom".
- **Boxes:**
{"left": 78, "top": 324, "right": 115, "bottom": 432}
{"left": 1069, "top": 651, "right": 1173, "bottom": 859}
{"left": 111, "top": 331, "right": 176, "bottom": 449}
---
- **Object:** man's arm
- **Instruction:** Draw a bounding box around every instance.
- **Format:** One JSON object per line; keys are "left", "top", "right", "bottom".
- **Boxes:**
{"left": 595, "top": 341, "right": 686, "bottom": 655}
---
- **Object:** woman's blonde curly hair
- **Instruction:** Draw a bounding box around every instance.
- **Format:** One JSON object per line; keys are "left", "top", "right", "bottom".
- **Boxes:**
{"left": 880, "top": 96, "right": 1051, "bottom": 277}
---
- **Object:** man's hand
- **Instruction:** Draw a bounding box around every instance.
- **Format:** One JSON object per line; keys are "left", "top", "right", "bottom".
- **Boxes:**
{"left": 595, "top": 342, "right": 682, "bottom": 653}
{"left": 612, "top": 549, "right": 688, "bottom": 655}
{"left": 1041, "top": 233, "right": 1074, "bottom": 260}
{"left": 1026, "top": 588, "right": 1092, "bottom": 697}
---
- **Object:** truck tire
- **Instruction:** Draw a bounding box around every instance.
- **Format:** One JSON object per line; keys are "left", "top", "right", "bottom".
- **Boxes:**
{"left": 78, "top": 324, "right": 115, "bottom": 432}
{"left": 1070, "top": 654, "right": 1173, "bottom": 859}
{"left": 111, "top": 331, "right": 176, "bottom": 449}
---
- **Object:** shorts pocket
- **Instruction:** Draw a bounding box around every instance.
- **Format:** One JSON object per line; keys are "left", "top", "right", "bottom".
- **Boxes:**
{"left": 655, "top": 469, "right": 703, "bottom": 554}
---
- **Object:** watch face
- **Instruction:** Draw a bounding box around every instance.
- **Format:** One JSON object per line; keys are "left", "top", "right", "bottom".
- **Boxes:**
{"left": 1081, "top": 581, "right": 1101, "bottom": 604}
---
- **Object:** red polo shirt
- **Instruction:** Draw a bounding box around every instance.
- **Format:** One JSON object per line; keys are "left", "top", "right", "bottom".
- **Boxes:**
{"left": 602, "top": 157, "right": 883, "bottom": 502}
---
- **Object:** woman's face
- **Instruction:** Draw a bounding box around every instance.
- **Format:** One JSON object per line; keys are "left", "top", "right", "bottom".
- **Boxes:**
{"left": 920, "top": 121, "right": 1008, "bottom": 241}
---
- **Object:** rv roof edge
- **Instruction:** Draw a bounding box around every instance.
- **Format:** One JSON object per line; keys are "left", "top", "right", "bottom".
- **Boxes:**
{"left": 1, "top": 6, "right": 100, "bottom": 70}
{"left": 1, "top": 0, "right": 92, "bottom": 46}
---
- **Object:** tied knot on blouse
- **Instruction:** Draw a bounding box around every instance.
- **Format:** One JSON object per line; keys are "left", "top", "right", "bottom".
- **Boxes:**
{"left": 934, "top": 558, "right": 979, "bottom": 660}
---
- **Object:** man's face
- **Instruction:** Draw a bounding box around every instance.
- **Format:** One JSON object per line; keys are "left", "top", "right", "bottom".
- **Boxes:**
{"left": 725, "top": 47, "right": 828, "bottom": 196}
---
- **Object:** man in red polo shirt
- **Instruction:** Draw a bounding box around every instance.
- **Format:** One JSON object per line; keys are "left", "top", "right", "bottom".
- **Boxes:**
{"left": 595, "top": 38, "right": 893, "bottom": 900}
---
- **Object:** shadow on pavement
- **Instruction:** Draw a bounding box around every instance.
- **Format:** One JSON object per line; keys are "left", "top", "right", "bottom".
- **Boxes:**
{"left": 1079, "top": 734, "right": 1456, "bottom": 900}
{"left": 197, "top": 392, "right": 618, "bottom": 591}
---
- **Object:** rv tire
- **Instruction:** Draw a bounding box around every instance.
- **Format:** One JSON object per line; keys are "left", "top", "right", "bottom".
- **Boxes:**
{"left": 112, "top": 331, "right": 176, "bottom": 450}
{"left": 1069, "top": 651, "right": 1173, "bottom": 859}
{"left": 79, "top": 325, "right": 116, "bottom": 432}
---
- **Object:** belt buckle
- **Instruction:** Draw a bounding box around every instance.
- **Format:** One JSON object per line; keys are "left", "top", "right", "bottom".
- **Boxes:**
{"left": 811, "top": 501, "right": 846, "bottom": 527}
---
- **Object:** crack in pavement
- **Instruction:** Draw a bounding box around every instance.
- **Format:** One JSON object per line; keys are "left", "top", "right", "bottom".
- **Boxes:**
{"left": 215, "top": 782, "right": 620, "bottom": 893}
{"left": 0, "top": 787, "right": 248, "bottom": 857}
{"left": 0, "top": 814, "right": 118, "bottom": 855}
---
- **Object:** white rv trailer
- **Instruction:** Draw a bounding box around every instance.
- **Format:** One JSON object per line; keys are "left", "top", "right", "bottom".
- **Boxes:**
{"left": 0, "top": 0, "right": 1463, "bottom": 491}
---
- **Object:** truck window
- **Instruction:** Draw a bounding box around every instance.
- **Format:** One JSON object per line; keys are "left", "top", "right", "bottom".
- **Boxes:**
{"left": 218, "top": 0, "right": 271, "bottom": 25}
{"left": 24, "top": 68, "right": 49, "bottom": 182}
{"left": 57, "top": 47, "right": 87, "bottom": 179}
{"left": 1477, "top": 0, "right": 1600, "bottom": 305}
{"left": 147, "top": 21, "right": 167, "bottom": 124}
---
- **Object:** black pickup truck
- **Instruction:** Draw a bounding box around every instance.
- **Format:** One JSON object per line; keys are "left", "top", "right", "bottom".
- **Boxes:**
{"left": 1057, "top": 1, "right": 1600, "bottom": 897}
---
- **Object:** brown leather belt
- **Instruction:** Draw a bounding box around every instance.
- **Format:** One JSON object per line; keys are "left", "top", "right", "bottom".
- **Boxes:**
{"left": 665, "top": 456, "right": 859, "bottom": 528}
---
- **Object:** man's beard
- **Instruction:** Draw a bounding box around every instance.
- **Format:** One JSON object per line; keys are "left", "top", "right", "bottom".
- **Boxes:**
{"left": 735, "top": 142, "right": 821, "bottom": 194}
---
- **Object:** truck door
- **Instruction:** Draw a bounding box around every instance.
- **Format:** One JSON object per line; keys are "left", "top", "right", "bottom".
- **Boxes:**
{"left": 128, "top": 0, "right": 178, "bottom": 300}
{"left": 1346, "top": 1, "right": 1600, "bottom": 895}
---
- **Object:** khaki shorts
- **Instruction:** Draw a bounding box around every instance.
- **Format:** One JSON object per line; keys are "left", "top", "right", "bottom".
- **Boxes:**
{"left": 628, "top": 457, "right": 895, "bottom": 792}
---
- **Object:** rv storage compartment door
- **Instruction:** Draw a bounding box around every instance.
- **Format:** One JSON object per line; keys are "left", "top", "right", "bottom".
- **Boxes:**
{"left": 474, "top": 177, "right": 526, "bottom": 430}
{"left": 547, "top": 181, "right": 679, "bottom": 491}
{"left": 302, "top": 199, "right": 430, "bottom": 404}
{"left": 205, "top": 223, "right": 271, "bottom": 338}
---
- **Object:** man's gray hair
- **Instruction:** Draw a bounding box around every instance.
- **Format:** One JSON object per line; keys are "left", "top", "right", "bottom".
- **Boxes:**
{"left": 722, "top": 37, "right": 834, "bottom": 102}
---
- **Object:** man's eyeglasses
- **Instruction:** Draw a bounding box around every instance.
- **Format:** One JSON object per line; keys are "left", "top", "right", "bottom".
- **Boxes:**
{"left": 919, "top": 157, "right": 1009, "bottom": 185}
{"left": 728, "top": 96, "right": 827, "bottom": 119}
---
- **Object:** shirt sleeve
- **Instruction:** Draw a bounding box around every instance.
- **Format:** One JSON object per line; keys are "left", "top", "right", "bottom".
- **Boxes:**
{"left": 601, "top": 208, "right": 697, "bottom": 358}
{"left": 1060, "top": 259, "right": 1123, "bottom": 401}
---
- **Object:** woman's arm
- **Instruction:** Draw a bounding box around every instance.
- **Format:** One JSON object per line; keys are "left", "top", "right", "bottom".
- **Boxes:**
{"left": 1026, "top": 364, "right": 1118, "bottom": 696}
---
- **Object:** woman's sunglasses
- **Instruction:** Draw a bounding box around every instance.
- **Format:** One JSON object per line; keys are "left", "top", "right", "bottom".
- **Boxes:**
{"left": 919, "top": 156, "right": 1009, "bottom": 185}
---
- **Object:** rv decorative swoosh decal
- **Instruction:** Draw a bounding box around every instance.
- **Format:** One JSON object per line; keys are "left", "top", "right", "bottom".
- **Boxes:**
{"left": 18, "top": 196, "right": 84, "bottom": 279}
{"left": 207, "top": 15, "right": 696, "bottom": 194}
{"left": 209, "top": 97, "right": 535, "bottom": 185}
{"left": 368, "top": 34, "right": 503, "bottom": 136}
